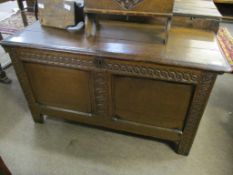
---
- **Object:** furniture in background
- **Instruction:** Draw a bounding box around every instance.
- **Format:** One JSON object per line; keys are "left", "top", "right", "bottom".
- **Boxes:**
{"left": 16, "top": 0, "right": 38, "bottom": 26}
{"left": 0, "top": 64, "right": 11, "bottom": 84}
{"left": 214, "top": 0, "right": 233, "bottom": 21}
{"left": 17, "top": 0, "right": 36, "bottom": 12}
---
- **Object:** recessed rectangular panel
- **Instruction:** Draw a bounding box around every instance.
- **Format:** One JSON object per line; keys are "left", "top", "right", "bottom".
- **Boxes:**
{"left": 24, "top": 63, "right": 92, "bottom": 113}
{"left": 113, "top": 76, "right": 194, "bottom": 129}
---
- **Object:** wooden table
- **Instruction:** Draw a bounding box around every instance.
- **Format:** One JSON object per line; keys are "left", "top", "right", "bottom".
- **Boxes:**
{"left": 1, "top": 21, "right": 231, "bottom": 155}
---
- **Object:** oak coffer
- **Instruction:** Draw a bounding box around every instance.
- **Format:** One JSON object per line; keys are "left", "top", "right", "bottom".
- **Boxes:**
{"left": 1, "top": 1, "right": 231, "bottom": 156}
{"left": 2, "top": 21, "right": 231, "bottom": 155}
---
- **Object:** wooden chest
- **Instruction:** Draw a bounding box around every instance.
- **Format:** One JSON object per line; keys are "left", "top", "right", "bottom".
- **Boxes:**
{"left": 2, "top": 19, "right": 231, "bottom": 155}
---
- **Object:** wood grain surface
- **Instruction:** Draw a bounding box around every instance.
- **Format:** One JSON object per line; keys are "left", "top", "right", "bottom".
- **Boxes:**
{"left": 1, "top": 22, "right": 230, "bottom": 72}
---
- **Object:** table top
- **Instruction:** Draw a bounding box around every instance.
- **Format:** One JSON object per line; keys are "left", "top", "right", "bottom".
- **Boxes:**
{"left": 1, "top": 21, "right": 231, "bottom": 73}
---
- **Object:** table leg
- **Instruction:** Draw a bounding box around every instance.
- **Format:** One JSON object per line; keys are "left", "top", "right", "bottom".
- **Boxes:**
{"left": 16, "top": 0, "right": 29, "bottom": 26}
{"left": 20, "top": 11, "right": 29, "bottom": 27}
{"left": 0, "top": 65, "right": 11, "bottom": 84}
{"left": 35, "top": 0, "right": 38, "bottom": 20}
{"left": 0, "top": 32, "right": 11, "bottom": 84}
{"left": 17, "top": 0, "right": 24, "bottom": 11}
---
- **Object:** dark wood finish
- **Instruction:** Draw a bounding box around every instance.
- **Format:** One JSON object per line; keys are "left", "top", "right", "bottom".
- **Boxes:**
{"left": 0, "top": 157, "right": 12, "bottom": 175}
{"left": 177, "top": 72, "right": 217, "bottom": 154}
{"left": 16, "top": 0, "right": 28, "bottom": 26}
{"left": 16, "top": 0, "right": 24, "bottom": 11}
{"left": 215, "top": 3, "right": 233, "bottom": 21}
{"left": 0, "top": 64, "right": 11, "bottom": 84}
{"left": 0, "top": 0, "right": 229, "bottom": 155}
{"left": 214, "top": 0, "right": 233, "bottom": 4}
{"left": 16, "top": 0, "right": 38, "bottom": 26}
{"left": 2, "top": 22, "right": 231, "bottom": 72}
{"left": 1, "top": 22, "right": 230, "bottom": 155}
{"left": 25, "top": 63, "right": 92, "bottom": 113}
{"left": 17, "top": 0, "right": 37, "bottom": 11}
{"left": 112, "top": 76, "right": 193, "bottom": 129}
{"left": 26, "top": 0, "right": 36, "bottom": 9}
{"left": 0, "top": 0, "right": 11, "bottom": 2}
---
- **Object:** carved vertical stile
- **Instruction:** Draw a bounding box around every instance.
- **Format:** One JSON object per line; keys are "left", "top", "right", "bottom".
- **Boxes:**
{"left": 7, "top": 48, "right": 44, "bottom": 123}
{"left": 177, "top": 71, "right": 217, "bottom": 155}
{"left": 93, "top": 71, "right": 109, "bottom": 117}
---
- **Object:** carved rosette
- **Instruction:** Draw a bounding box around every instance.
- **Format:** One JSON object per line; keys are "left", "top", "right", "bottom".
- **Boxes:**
{"left": 114, "top": 0, "right": 143, "bottom": 9}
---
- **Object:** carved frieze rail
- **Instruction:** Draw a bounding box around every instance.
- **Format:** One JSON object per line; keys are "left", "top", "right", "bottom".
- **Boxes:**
{"left": 103, "top": 62, "right": 200, "bottom": 84}
{"left": 16, "top": 48, "right": 200, "bottom": 84}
